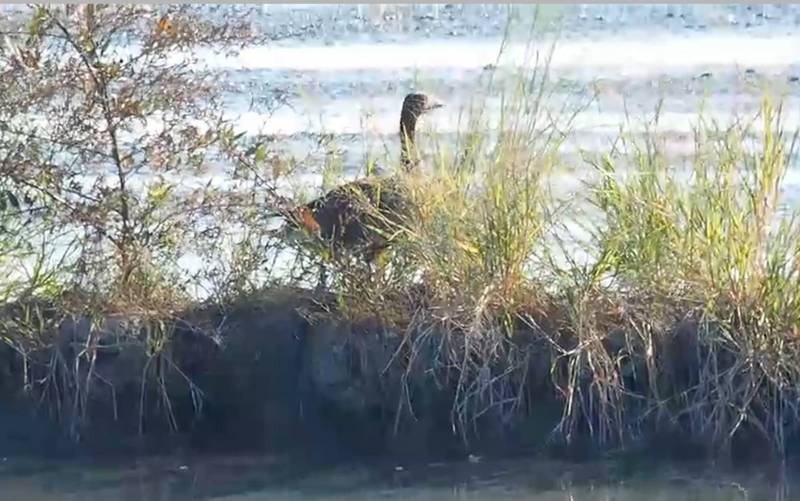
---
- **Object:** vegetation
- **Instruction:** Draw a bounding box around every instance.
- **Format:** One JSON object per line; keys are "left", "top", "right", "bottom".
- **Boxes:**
{"left": 1, "top": 5, "right": 799, "bottom": 461}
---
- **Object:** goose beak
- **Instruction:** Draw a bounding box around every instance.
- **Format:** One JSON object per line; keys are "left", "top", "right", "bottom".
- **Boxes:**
{"left": 425, "top": 96, "right": 445, "bottom": 112}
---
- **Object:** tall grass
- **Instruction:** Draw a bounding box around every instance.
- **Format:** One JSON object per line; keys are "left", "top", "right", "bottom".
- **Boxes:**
{"left": 565, "top": 97, "right": 800, "bottom": 454}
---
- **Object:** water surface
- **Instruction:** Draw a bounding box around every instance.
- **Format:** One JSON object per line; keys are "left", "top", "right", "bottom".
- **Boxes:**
{"left": 0, "top": 455, "right": 794, "bottom": 500}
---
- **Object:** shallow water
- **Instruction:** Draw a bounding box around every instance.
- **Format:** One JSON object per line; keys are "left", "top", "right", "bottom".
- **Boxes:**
{"left": 0, "top": 454, "right": 794, "bottom": 501}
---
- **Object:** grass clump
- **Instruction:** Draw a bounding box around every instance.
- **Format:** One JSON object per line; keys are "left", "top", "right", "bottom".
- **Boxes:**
{"left": 300, "top": 40, "right": 588, "bottom": 445}
{"left": 567, "top": 97, "right": 800, "bottom": 455}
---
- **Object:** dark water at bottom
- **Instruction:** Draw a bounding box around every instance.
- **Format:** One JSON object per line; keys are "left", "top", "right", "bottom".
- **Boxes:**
{"left": 0, "top": 453, "right": 794, "bottom": 501}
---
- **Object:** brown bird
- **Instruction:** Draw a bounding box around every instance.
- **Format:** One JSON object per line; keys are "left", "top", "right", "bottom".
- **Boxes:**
{"left": 281, "top": 92, "right": 444, "bottom": 267}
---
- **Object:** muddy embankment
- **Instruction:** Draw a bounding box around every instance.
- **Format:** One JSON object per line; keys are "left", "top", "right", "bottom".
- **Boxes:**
{"left": 0, "top": 287, "right": 790, "bottom": 464}
{"left": 0, "top": 289, "right": 490, "bottom": 460}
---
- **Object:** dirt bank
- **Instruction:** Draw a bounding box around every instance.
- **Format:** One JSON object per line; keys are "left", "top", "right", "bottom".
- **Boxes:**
{"left": 0, "top": 286, "right": 792, "bottom": 465}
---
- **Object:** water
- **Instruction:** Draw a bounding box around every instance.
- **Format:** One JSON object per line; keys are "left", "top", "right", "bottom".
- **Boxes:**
{"left": 0, "top": 455, "right": 795, "bottom": 500}
{"left": 88, "top": 4, "right": 800, "bottom": 187}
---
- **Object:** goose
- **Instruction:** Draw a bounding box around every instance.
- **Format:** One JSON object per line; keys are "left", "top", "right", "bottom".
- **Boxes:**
{"left": 282, "top": 92, "right": 443, "bottom": 267}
